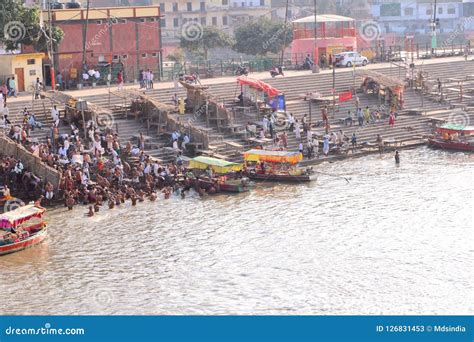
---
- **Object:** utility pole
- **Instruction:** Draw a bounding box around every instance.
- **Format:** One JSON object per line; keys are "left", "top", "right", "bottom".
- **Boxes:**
{"left": 47, "top": 0, "right": 56, "bottom": 91}
{"left": 312, "top": 0, "right": 320, "bottom": 73}
{"left": 81, "top": 0, "right": 91, "bottom": 77}
{"left": 431, "top": 0, "right": 438, "bottom": 55}
{"left": 280, "top": 0, "right": 289, "bottom": 66}
{"left": 332, "top": 66, "right": 336, "bottom": 118}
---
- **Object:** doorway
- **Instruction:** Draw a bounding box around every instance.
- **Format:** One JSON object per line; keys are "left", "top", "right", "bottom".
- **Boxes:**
{"left": 43, "top": 64, "right": 52, "bottom": 87}
{"left": 14, "top": 68, "right": 25, "bottom": 92}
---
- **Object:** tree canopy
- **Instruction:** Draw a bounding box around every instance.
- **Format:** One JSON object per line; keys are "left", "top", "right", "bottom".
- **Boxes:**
{"left": 0, "top": 0, "right": 63, "bottom": 52}
{"left": 234, "top": 18, "right": 293, "bottom": 56}
{"left": 180, "top": 25, "right": 235, "bottom": 60}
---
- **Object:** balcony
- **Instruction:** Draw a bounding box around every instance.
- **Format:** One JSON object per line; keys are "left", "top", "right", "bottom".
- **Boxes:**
{"left": 293, "top": 28, "right": 356, "bottom": 39}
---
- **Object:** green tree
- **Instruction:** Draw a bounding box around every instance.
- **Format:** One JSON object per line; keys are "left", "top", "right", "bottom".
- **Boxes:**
{"left": 0, "top": 1, "right": 63, "bottom": 51}
{"left": 234, "top": 18, "right": 293, "bottom": 56}
{"left": 180, "top": 25, "right": 234, "bottom": 60}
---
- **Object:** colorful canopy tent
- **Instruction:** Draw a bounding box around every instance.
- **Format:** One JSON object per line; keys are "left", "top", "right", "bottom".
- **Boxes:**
{"left": 243, "top": 150, "right": 303, "bottom": 165}
{"left": 0, "top": 205, "right": 45, "bottom": 229}
{"left": 189, "top": 156, "right": 243, "bottom": 174}
{"left": 436, "top": 123, "right": 474, "bottom": 135}
{"left": 236, "top": 77, "right": 282, "bottom": 98}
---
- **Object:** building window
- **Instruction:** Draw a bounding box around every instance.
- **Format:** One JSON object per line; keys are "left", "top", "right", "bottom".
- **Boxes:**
{"left": 438, "top": 7, "right": 443, "bottom": 14}
{"left": 183, "top": 18, "right": 187, "bottom": 24}
{"left": 404, "top": 7, "right": 413, "bottom": 16}
{"left": 148, "top": 18, "right": 156, "bottom": 22}
{"left": 201, "top": 17, "right": 206, "bottom": 25}
{"left": 187, "top": 2, "right": 192, "bottom": 11}
{"left": 96, "top": 20, "right": 103, "bottom": 25}
{"left": 142, "top": 53, "right": 148, "bottom": 58}
{"left": 140, "top": 18, "right": 146, "bottom": 22}
{"left": 241, "top": 2, "right": 245, "bottom": 7}
{"left": 260, "top": 0, "right": 265, "bottom": 5}
{"left": 122, "top": 54, "right": 128, "bottom": 60}
{"left": 161, "top": 19, "right": 166, "bottom": 27}
{"left": 27, "top": 59, "right": 36, "bottom": 65}
{"left": 447, "top": 7, "right": 455, "bottom": 14}
{"left": 173, "top": 18, "right": 179, "bottom": 27}
{"left": 29, "top": 70, "right": 36, "bottom": 76}
{"left": 426, "top": 8, "right": 432, "bottom": 15}
{"left": 223, "top": 16, "right": 228, "bottom": 25}
{"left": 200, "top": 2, "right": 205, "bottom": 12}
{"left": 212, "top": 17, "right": 217, "bottom": 25}
{"left": 152, "top": 52, "right": 158, "bottom": 57}
{"left": 112, "top": 55, "right": 119, "bottom": 61}
{"left": 173, "top": 3, "right": 178, "bottom": 12}
{"left": 222, "top": 0, "right": 228, "bottom": 4}
{"left": 121, "top": 19, "right": 127, "bottom": 24}
{"left": 160, "top": 3, "right": 165, "bottom": 12}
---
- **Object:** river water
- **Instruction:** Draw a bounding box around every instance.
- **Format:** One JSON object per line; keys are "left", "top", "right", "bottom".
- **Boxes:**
{"left": 0, "top": 148, "right": 472, "bottom": 315}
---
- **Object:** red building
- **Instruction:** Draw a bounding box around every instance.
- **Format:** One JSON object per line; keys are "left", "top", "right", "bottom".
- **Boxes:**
{"left": 41, "top": 6, "right": 162, "bottom": 85}
{"left": 291, "top": 14, "right": 357, "bottom": 64}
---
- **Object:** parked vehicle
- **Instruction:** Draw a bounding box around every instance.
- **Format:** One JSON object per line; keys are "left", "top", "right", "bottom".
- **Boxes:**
{"left": 270, "top": 65, "right": 284, "bottom": 78}
{"left": 235, "top": 65, "right": 249, "bottom": 76}
{"left": 178, "top": 73, "right": 200, "bottom": 84}
{"left": 334, "top": 52, "right": 368, "bottom": 68}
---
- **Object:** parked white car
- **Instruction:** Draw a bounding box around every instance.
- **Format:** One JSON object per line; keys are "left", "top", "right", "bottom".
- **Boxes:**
{"left": 334, "top": 52, "right": 369, "bottom": 67}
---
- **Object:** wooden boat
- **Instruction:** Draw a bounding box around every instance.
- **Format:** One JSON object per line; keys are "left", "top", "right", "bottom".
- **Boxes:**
{"left": 188, "top": 156, "right": 250, "bottom": 193}
{"left": 0, "top": 205, "right": 47, "bottom": 256}
{"left": 427, "top": 123, "right": 474, "bottom": 152}
{"left": 243, "top": 149, "right": 317, "bottom": 183}
{"left": 428, "top": 138, "right": 474, "bottom": 151}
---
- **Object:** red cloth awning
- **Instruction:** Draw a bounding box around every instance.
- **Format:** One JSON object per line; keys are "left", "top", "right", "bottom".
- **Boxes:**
{"left": 237, "top": 77, "right": 282, "bottom": 97}
{"left": 339, "top": 91, "right": 353, "bottom": 102}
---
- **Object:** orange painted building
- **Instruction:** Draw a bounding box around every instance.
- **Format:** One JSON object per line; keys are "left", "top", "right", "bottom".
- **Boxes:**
{"left": 291, "top": 14, "right": 357, "bottom": 64}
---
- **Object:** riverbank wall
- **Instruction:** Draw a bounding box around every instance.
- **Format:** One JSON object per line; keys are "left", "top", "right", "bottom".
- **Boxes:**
{"left": 0, "top": 136, "right": 62, "bottom": 190}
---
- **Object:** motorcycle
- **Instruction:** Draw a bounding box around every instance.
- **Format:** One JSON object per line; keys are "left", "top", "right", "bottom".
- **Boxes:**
{"left": 178, "top": 73, "right": 199, "bottom": 84}
{"left": 235, "top": 65, "right": 249, "bottom": 76}
{"left": 270, "top": 65, "right": 284, "bottom": 78}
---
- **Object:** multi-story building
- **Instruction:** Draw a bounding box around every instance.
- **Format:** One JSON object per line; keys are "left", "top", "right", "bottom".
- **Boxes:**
{"left": 158, "top": 0, "right": 271, "bottom": 50}
{"left": 370, "top": 0, "right": 473, "bottom": 35}
{"left": 36, "top": 5, "right": 163, "bottom": 84}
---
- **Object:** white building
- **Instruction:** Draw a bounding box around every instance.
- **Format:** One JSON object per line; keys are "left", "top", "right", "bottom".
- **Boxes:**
{"left": 370, "top": 0, "right": 469, "bottom": 34}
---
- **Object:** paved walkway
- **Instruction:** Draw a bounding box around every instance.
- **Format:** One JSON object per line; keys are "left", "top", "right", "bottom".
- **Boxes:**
{"left": 6, "top": 55, "right": 471, "bottom": 104}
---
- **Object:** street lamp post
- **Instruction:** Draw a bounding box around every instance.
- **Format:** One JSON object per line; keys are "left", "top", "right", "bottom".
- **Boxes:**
{"left": 312, "top": 0, "right": 320, "bottom": 73}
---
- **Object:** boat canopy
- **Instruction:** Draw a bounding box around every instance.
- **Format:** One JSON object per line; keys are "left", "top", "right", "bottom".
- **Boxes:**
{"left": 189, "top": 156, "right": 243, "bottom": 173}
{"left": 243, "top": 149, "right": 303, "bottom": 165}
{"left": 237, "top": 77, "right": 282, "bottom": 98}
{"left": 0, "top": 205, "right": 45, "bottom": 229}
{"left": 436, "top": 123, "right": 474, "bottom": 135}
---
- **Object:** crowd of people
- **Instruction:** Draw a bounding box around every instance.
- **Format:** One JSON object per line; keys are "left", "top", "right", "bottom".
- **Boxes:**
{"left": 0, "top": 100, "right": 216, "bottom": 216}
{"left": 244, "top": 93, "right": 400, "bottom": 160}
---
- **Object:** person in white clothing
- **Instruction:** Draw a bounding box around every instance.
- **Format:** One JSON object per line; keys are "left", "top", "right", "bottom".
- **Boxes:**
{"left": 51, "top": 105, "right": 60, "bottom": 126}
